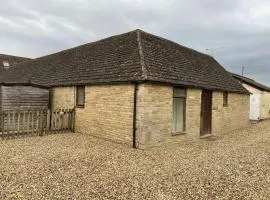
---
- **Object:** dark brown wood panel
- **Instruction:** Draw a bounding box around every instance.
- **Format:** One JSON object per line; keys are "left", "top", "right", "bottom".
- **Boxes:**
{"left": 1, "top": 86, "right": 49, "bottom": 111}
{"left": 200, "top": 90, "right": 212, "bottom": 136}
{"left": 0, "top": 109, "right": 75, "bottom": 137}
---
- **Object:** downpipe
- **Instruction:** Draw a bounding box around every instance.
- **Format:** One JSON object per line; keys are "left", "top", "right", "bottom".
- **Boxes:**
{"left": 133, "top": 83, "right": 138, "bottom": 148}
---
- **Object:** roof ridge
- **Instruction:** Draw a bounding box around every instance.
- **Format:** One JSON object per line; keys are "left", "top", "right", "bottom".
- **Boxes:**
{"left": 0, "top": 29, "right": 249, "bottom": 94}
{"left": 231, "top": 73, "right": 255, "bottom": 82}
{"left": 30, "top": 30, "right": 139, "bottom": 60}
{"left": 0, "top": 54, "right": 32, "bottom": 59}
{"left": 138, "top": 29, "right": 213, "bottom": 58}
{"left": 136, "top": 29, "right": 147, "bottom": 80}
{"left": 232, "top": 73, "right": 270, "bottom": 91}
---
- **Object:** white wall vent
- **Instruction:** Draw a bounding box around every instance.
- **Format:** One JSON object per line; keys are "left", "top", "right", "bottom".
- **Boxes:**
{"left": 3, "top": 60, "right": 10, "bottom": 68}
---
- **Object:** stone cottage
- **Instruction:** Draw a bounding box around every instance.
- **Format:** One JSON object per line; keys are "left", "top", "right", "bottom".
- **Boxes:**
{"left": 232, "top": 73, "right": 270, "bottom": 120}
{"left": 0, "top": 29, "right": 250, "bottom": 148}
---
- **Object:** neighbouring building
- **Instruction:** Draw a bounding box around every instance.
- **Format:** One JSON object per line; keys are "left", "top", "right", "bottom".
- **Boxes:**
{"left": 0, "top": 54, "right": 32, "bottom": 72}
{"left": 0, "top": 55, "right": 47, "bottom": 111}
{"left": 232, "top": 73, "right": 270, "bottom": 120}
{"left": 0, "top": 82, "right": 49, "bottom": 112}
{"left": 0, "top": 29, "right": 250, "bottom": 148}
{"left": 0, "top": 54, "right": 48, "bottom": 122}
{"left": 0, "top": 82, "right": 49, "bottom": 132}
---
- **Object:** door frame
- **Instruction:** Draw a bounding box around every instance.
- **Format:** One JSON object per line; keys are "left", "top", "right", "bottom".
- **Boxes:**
{"left": 200, "top": 89, "right": 212, "bottom": 136}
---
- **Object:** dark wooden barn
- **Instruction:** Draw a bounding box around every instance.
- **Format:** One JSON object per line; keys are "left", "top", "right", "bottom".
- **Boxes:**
{"left": 0, "top": 83, "right": 75, "bottom": 136}
{"left": 0, "top": 83, "right": 49, "bottom": 134}
{"left": 0, "top": 83, "right": 49, "bottom": 111}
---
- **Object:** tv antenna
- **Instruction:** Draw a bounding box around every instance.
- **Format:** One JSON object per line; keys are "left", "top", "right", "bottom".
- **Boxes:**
{"left": 205, "top": 46, "right": 227, "bottom": 57}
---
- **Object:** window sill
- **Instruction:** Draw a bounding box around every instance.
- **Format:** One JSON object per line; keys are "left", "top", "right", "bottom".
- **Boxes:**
{"left": 171, "top": 131, "right": 186, "bottom": 136}
{"left": 76, "top": 105, "right": 85, "bottom": 109}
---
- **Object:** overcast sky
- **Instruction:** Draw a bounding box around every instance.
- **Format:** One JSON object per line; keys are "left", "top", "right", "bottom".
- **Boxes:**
{"left": 0, "top": 0, "right": 269, "bottom": 85}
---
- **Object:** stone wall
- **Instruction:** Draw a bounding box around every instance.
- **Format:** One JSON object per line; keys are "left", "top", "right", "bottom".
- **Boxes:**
{"left": 136, "top": 83, "right": 172, "bottom": 147}
{"left": 185, "top": 89, "right": 202, "bottom": 136}
{"left": 51, "top": 85, "right": 134, "bottom": 144}
{"left": 136, "top": 83, "right": 202, "bottom": 147}
{"left": 51, "top": 84, "right": 250, "bottom": 148}
{"left": 261, "top": 92, "right": 270, "bottom": 119}
{"left": 75, "top": 84, "right": 134, "bottom": 144}
{"left": 136, "top": 83, "right": 249, "bottom": 147}
{"left": 51, "top": 87, "right": 75, "bottom": 110}
{"left": 212, "top": 91, "right": 250, "bottom": 134}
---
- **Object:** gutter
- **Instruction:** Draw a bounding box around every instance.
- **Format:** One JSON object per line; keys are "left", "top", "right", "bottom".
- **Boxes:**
{"left": 133, "top": 83, "right": 138, "bottom": 148}
{"left": 0, "top": 82, "right": 50, "bottom": 89}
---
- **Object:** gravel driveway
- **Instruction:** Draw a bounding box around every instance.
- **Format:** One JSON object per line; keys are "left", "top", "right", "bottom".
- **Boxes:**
{"left": 1, "top": 120, "right": 270, "bottom": 200}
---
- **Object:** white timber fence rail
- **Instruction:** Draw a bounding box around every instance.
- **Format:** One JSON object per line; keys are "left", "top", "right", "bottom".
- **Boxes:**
{"left": 0, "top": 109, "right": 75, "bottom": 138}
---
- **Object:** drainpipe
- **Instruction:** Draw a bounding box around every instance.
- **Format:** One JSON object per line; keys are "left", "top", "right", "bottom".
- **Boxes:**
{"left": 73, "top": 86, "right": 76, "bottom": 132}
{"left": 133, "top": 83, "right": 138, "bottom": 148}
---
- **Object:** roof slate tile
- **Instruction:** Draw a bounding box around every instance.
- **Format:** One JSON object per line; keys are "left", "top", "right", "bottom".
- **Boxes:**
{"left": 0, "top": 30, "right": 248, "bottom": 94}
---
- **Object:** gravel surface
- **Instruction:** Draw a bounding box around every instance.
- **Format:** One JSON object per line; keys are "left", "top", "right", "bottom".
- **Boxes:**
{"left": 1, "top": 120, "right": 270, "bottom": 200}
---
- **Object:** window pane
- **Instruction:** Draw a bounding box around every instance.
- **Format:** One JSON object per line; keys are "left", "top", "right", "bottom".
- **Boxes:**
{"left": 77, "top": 86, "right": 85, "bottom": 106}
{"left": 173, "top": 88, "right": 186, "bottom": 98}
{"left": 172, "top": 98, "right": 185, "bottom": 132}
{"left": 223, "top": 92, "right": 228, "bottom": 106}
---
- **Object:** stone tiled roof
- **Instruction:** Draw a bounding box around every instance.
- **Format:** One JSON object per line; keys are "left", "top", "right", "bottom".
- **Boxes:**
{"left": 232, "top": 73, "right": 270, "bottom": 92}
{"left": 0, "top": 30, "right": 248, "bottom": 94}
{"left": 0, "top": 54, "right": 32, "bottom": 74}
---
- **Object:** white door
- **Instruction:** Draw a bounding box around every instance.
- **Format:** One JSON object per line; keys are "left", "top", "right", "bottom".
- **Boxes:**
{"left": 250, "top": 93, "right": 261, "bottom": 120}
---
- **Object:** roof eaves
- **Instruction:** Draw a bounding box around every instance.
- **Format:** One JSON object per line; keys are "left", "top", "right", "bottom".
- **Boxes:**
{"left": 136, "top": 29, "right": 147, "bottom": 80}
{"left": 244, "top": 80, "right": 270, "bottom": 92}
{"left": 0, "top": 82, "right": 49, "bottom": 89}
{"left": 232, "top": 73, "right": 270, "bottom": 92}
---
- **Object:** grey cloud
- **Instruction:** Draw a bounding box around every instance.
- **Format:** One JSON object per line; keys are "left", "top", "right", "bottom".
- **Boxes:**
{"left": 0, "top": 0, "right": 269, "bottom": 85}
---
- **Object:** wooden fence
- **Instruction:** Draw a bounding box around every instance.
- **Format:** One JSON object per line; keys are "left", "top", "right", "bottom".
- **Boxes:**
{"left": 0, "top": 109, "right": 75, "bottom": 138}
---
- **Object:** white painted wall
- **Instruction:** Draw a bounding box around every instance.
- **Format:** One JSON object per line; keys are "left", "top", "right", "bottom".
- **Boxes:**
{"left": 249, "top": 93, "right": 261, "bottom": 120}
{"left": 242, "top": 83, "right": 270, "bottom": 120}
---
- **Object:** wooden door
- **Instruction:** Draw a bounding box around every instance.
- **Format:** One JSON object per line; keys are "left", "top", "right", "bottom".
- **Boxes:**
{"left": 200, "top": 90, "right": 212, "bottom": 136}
